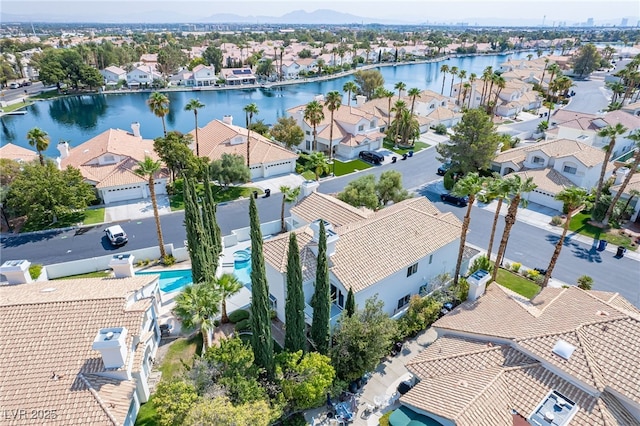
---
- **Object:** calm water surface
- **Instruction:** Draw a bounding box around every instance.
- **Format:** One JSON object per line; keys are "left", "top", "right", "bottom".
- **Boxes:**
{"left": 2, "top": 51, "right": 537, "bottom": 157}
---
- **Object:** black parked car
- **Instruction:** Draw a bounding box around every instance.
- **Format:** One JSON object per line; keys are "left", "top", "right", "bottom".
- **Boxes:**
{"left": 440, "top": 192, "right": 469, "bottom": 207}
{"left": 437, "top": 162, "right": 452, "bottom": 176}
{"left": 358, "top": 150, "right": 384, "bottom": 165}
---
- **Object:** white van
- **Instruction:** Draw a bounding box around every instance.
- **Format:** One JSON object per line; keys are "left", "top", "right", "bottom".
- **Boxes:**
{"left": 9, "top": 82, "right": 20, "bottom": 89}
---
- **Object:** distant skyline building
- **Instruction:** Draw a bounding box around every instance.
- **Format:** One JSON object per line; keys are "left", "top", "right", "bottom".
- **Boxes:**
{"left": 586, "top": 17, "right": 594, "bottom": 26}
{"left": 621, "top": 18, "right": 628, "bottom": 26}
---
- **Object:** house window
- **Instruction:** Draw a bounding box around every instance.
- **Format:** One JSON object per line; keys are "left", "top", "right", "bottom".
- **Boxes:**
{"left": 397, "top": 294, "right": 411, "bottom": 310}
{"left": 358, "top": 124, "right": 364, "bottom": 131}
{"left": 330, "top": 284, "right": 337, "bottom": 303}
{"left": 306, "top": 130, "right": 311, "bottom": 135}
{"left": 532, "top": 156, "right": 544, "bottom": 164}
{"left": 563, "top": 165, "right": 577, "bottom": 174}
{"left": 370, "top": 120, "right": 375, "bottom": 128}
{"left": 338, "top": 291, "right": 344, "bottom": 307}
{"left": 407, "top": 263, "right": 418, "bottom": 277}
{"left": 429, "top": 255, "right": 433, "bottom": 264}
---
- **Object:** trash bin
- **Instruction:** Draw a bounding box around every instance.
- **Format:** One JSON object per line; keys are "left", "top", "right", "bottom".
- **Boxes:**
{"left": 408, "top": 150, "right": 414, "bottom": 157}
{"left": 253, "top": 191, "right": 258, "bottom": 199}
{"left": 391, "top": 156, "right": 397, "bottom": 164}
{"left": 597, "top": 239, "right": 608, "bottom": 251}
{"left": 264, "top": 188, "right": 271, "bottom": 198}
{"left": 616, "top": 246, "right": 626, "bottom": 258}
{"left": 402, "top": 153, "right": 408, "bottom": 160}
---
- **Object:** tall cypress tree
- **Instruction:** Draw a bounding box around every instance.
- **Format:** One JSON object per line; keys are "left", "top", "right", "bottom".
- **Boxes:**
{"left": 248, "top": 196, "right": 275, "bottom": 377}
{"left": 284, "top": 232, "right": 306, "bottom": 353}
{"left": 310, "top": 220, "right": 331, "bottom": 355}
{"left": 183, "top": 178, "right": 213, "bottom": 285}
{"left": 345, "top": 288, "right": 356, "bottom": 318}
{"left": 202, "top": 177, "right": 222, "bottom": 273}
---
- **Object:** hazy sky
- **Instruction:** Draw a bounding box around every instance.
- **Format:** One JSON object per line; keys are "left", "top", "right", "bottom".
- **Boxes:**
{"left": 4, "top": 0, "right": 639, "bottom": 24}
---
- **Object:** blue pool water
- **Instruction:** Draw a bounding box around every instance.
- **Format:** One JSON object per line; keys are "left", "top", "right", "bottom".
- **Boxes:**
{"left": 136, "top": 251, "right": 252, "bottom": 293}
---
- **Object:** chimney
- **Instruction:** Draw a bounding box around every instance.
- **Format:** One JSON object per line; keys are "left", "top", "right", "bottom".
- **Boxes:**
{"left": 57, "top": 140, "right": 70, "bottom": 159}
{"left": 108, "top": 254, "right": 135, "bottom": 278}
{"left": 222, "top": 115, "right": 233, "bottom": 125}
{"left": 314, "top": 94, "right": 325, "bottom": 102}
{"left": 614, "top": 167, "right": 629, "bottom": 185}
{"left": 467, "top": 269, "right": 491, "bottom": 301}
{"left": 0, "top": 260, "right": 33, "bottom": 284}
{"left": 309, "top": 219, "right": 338, "bottom": 257}
{"left": 300, "top": 180, "right": 319, "bottom": 198}
{"left": 131, "top": 122, "right": 141, "bottom": 138}
{"left": 355, "top": 95, "right": 367, "bottom": 107}
{"left": 92, "top": 327, "right": 128, "bottom": 369}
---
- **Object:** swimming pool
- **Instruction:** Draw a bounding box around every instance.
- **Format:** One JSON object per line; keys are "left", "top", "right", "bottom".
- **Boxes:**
{"left": 136, "top": 269, "right": 193, "bottom": 293}
{"left": 233, "top": 250, "right": 252, "bottom": 289}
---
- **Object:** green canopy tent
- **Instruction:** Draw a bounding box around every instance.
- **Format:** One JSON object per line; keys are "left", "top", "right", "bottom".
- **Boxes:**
{"left": 389, "top": 406, "right": 443, "bottom": 426}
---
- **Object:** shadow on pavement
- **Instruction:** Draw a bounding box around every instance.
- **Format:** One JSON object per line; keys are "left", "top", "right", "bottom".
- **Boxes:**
{"left": 0, "top": 229, "right": 67, "bottom": 248}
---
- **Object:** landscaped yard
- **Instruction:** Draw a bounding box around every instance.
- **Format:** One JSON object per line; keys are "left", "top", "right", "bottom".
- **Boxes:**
{"left": 54, "top": 270, "right": 112, "bottom": 280}
{"left": 0, "top": 101, "right": 33, "bottom": 113}
{"left": 83, "top": 208, "right": 105, "bottom": 225}
{"left": 382, "top": 140, "right": 430, "bottom": 155}
{"left": 170, "top": 184, "right": 263, "bottom": 211}
{"left": 19, "top": 208, "right": 105, "bottom": 233}
{"left": 568, "top": 211, "right": 636, "bottom": 251}
{"left": 332, "top": 158, "right": 372, "bottom": 176}
{"left": 495, "top": 268, "right": 541, "bottom": 299}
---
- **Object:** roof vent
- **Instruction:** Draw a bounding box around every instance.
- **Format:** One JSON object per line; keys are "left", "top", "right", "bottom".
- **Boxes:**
{"left": 458, "top": 380, "right": 468, "bottom": 388}
{"left": 596, "top": 310, "right": 610, "bottom": 317}
{"left": 529, "top": 390, "right": 577, "bottom": 426}
{"left": 40, "top": 287, "right": 57, "bottom": 293}
{"left": 552, "top": 339, "right": 576, "bottom": 361}
{"left": 92, "top": 327, "right": 128, "bottom": 369}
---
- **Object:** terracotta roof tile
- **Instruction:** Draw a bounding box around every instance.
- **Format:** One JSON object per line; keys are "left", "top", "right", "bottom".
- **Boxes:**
{"left": 511, "top": 168, "right": 575, "bottom": 194}
{"left": 0, "top": 143, "right": 38, "bottom": 162}
{"left": 290, "top": 191, "right": 373, "bottom": 226}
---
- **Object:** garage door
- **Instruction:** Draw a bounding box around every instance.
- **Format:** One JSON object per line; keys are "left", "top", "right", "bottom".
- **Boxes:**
{"left": 264, "top": 161, "right": 294, "bottom": 177}
{"left": 103, "top": 185, "right": 144, "bottom": 204}
{"left": 527, "top": 190, "right": 563, "bottom": 211}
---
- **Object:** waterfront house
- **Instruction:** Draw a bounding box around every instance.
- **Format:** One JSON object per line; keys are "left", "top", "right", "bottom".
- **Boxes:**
{"left": 126, "top": 65, "right": 162, "bottom": 89}
{"left": 58, "top": 123, "right": 169, "bottom": 204}
{"left": 491, "top": 138, "right": 612, "bottom": 211}
{"left": 400, "top": 284, "right": 640, "bottom": 425}
{"left": 262, "top": 193, "right": 465, "bottom": 327}
{"left": 100, "top": 66, "right": 127, "bottom": 86}
{"left": 220, "top": 68, "right": 257, "bottom": 85}
{"left": 169, "top": 65, "right": 216, "bottom": 87}
{"left": 0, "top": 274, "right": 162, "bottom": 426}
{"left": 280, "top": 58, "right": 317, "bottom": 79}
{"left": 0, "top": 143, "right": 38, "bottom": 163}
{"left": 189, "top": 116, "right": 298, "bottom": 179}
{"left": 546, "top": 110, "right": 640, "bottom": 159}
{"left": 287, "top": 100, "right": 385, "bottom": 159}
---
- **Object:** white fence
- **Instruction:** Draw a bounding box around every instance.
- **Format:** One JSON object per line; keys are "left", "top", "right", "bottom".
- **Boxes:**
{"left": 45, "top": 244, "right": 173, "bottom": 279}
{"left": 222, "top": 219, "right": 282, "bottom": 248}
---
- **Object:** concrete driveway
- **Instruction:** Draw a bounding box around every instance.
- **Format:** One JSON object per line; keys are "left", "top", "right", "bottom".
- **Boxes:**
{"left": 104, "top": 195, "right": 172, "bottom": 222}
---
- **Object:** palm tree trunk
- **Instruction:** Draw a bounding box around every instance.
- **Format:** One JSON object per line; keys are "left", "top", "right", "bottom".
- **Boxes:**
{"left": 594, "top": 145, "right": 614, "bottom": 206}
{"left": 621, "top": 193, "right": 636, "bottom": 216}
{"left": 603, "top": 154, "right": 640, "bottom": 225}
{"left": 161, "top": 117, "right": 167, "bottom": 137}
{"left": 454, "top": 195, "right": 475, "bottom": 285}
{"left": 491, "top": 196, "right": 520, "bottom": 282}
{"left": 542, "top": 210, "right": 573, "bottom": 287}
{"left": 246, "top": 128, "right": 251, "bottom": 168}
{"left": 149, "top": 177, "right": 167, "bottom": 258}
{"left": 487, "top": 198, "right": 503, "bottom": 261}
{"left": 194, "top": 111, "right": 200, "bottom": 157}
{"left": 281, "top": 197, "right": 286, "bottom": 233}
{"left": 38, "top": 152, "right": 45, "bottom": 167}
{"left": 329, "top": 111, "right": 334, "bottom": 161}
{"left": 221, "top": 299, "right": 229, "bottom": 323}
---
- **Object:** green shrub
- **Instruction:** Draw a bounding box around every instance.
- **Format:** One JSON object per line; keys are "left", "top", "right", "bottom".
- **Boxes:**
{"left": 450, "top": 277, "right": 469, "bottom": 303}
{"left": 526, "top": 269, "right": 540, "bottom": 280}
{"left": 228, "top": 309, "right": 250, "bottom": 323}
{"left": 511, "top": 262, "right": 521, "bottom": 273}
{"left": 550, "top": 215, "right": 563, "bottom": 226}
{"left": 577, "top": 275, "right": 594, "bottom": 290}
{"left": 533, "top": 274, "right": 545, "bottom": 285}
{"left": 443, "top": 169, "right": 455, "bottom": 190}
{"left": 433, "top": 123, "right": 447, "bottom": 135}
{"left": 379, "top": 411, "right": 392, "bottom": 426}
{"left": 235, "top": 318, "right": 251, "bottom": 332}
{"left": 397, "top": 295, "right": 442, "bottom": 338}
{"left": 270, "top": 309, "right": 277, "bottom": 320}
{"left": 281, "top": 413, "right": 307, "bottom": 426}
{"left": 29, "top": 264, "right": 43, "bottom": 280}
{"left": 162, "top": 255, "right": 176, "bottom": 266}
{"left": 468, "top": 255, "right": 492, "bottom": 275}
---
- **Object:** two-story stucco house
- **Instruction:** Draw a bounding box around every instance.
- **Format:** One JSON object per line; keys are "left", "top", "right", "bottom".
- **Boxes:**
{"left": 100, "top": 65, "right": 127, "bottom": 86}
{"left": 492, "top": 138, "right": 612, "bottom": 210}
{"left": 0, "top": 274, "right": 162, "bottom": 426}
{"left": 280, "top": 58, "right": 317, "bottom": 79}
{"left": 220, "top": 68, "right": 256, "bottom": 85}
{"left": 262, "top": 193, "right": 464, "bottom": 327}
{"left": 126, "top": 65, "right": 162, "bottom": 88}
{"left": 287, "top": 100, "right": 385, "bottom": 159}
{"left": 58, "top": 123, "right": 169, "bottom": 204}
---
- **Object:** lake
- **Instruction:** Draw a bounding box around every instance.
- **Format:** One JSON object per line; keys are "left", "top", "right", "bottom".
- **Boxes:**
{"left": 1, "top": 51, "right": 538, "bottom": 158}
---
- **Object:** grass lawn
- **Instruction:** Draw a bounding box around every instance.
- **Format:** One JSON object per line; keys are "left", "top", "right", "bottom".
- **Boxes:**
{"left": 159, "top": 334, "right": 203, "bottom": 381}
{"left": 83, "top": 208, "right": 105, "bottom": 225}
{"left": 1, "top": 101, "right": 33, "bottom": 113}
{"left": 301, "top": 170, "right": 316, "bottom": 180}
{"left": 568, "top": 211, "right": 636, "bottom": 251}
{"left": 332, "top": 159, "right": 372, "bottom": 176}
{"left": 135, "top": 397, "right": 158, "bottom": 426}
{"left": 170, "top": 184, "right": 263, "bottom": 211}
{"left": 54, "top": 270, "right": 112, "bottom": 280}
{"left": 382, "top": 140, "right": 430, "bottom": 155}
{"left": 495, "top": 268, "right": 541, "bottom": 299}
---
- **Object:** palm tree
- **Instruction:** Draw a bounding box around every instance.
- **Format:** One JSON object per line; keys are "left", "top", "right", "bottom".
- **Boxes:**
{"left": 243, "top": 103, "right": 259, "bottom": 168}
{"left": 451, "top": 173, "right": 485, "bottom": 285}
{"left": 449, "top": 66, "right": 459, "bottom": 96}
{"left": 135, "top": 156, "right": 167, "bottom": 258}
{"left": 621, "top": 189, "right": 640, "bottom": 218}
{"left": 491, "top": 175, "right": 537, "bottom": 282}
{"left": 394, "top": 81, "right": 406, "bottom": 99}
{"left": 480, "top": 176, "right": 511, "bottom": 261}
{"left": 173, "top": 282, "right": 221, "bottom": 348}
{"left": 215, "top": 273, "right": 243, "bottom": 323}
{"left": 391, "top": 100, "right": 407, "bottom": 146}
{"left": 439, "top": 64, "right": 450, "bottom": 95}
{"left": 594, "top": 123, "right": 628, "bottom": 208}
{"left": 545, "top": 63, "right": 561, "bottom": 101}
{"left": 303, "top": 100, "right": 325, "bottom": 152}
{"left": 280, "top": 185, "right": 300, "bottom": 233}
{"left": 325, "top": 91, "right": 342, "bottom": 162}
{"left": 147, "top": 92, "right": 170, "bottom": 136}
{"left": 602, "top": 131, "right": 640, "bottom": 226}
{"left": 480, "top": 66, "right": 493, "bottom": 106}
{"left": 343, "top": 81, "right": 358, "bottom": 106}
{"left": 26, "top": 127, "right": 50, "bottom": 166}
{"left": 456, "top": 70, "right": 467, "bottom": 105}
{"left": 380, "top": 88, "right": 395, "bottom": 131}
{"left": 407, "top": 87, "right": 421, "bottom": 117}
{"left": 606, "top": 81, "right": 626, "bottom": 105}
{"left": 307, "top": 151, "right": 330, "bottom": 181}
{"left": 542, "top": 187, "right": 588, "bottom": 287}
{"left": 491, "top": 75, "right": 506, "bottom": 115}
{"left": 539, "top": 58, "right": 550, "bottom": 90}
{"left": 185, "top": 98, "right": 205, "bottom": 156}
